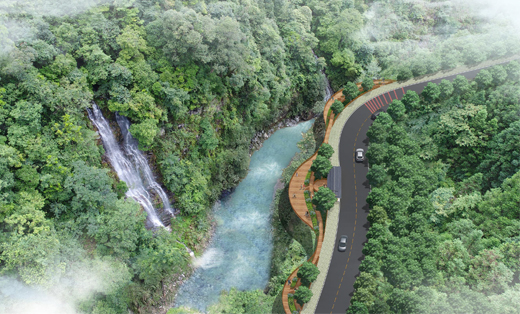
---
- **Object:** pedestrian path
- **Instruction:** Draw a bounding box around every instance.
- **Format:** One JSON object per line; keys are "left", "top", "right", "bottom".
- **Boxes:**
{"left": 282, "top": 79, "right": 394, "bottom": 314}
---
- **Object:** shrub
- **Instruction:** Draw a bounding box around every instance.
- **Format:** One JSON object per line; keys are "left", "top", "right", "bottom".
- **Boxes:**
{"left": 294, "top": 286, "right": 313, "bottom": 306}
{"left": 310, "top": 155, "right": 333, "bottom": 179}
{"left": 397, "top": 67, "right": 413, "bottom": 81}
{"left": 312, "top": 186, "right": 337, "bottom": 213}
{"left": 297, "top": 262, "right": 320, "bottom": 286}
{"left": 343, "top": 81, "right": 360, "bottom": 102}
{"left": 330, "top": 100, "right": 344, "bottom": 115}
{"left": 362, "top": 77, "right": 374, "bottom": 91}
{"left": 318, "top": 143, "right": 334, "bottom": 159}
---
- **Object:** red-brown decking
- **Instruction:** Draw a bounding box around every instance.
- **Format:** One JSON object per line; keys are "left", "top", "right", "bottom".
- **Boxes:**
{"left": 282, "top": 79, "right": 394, "bottom": 314}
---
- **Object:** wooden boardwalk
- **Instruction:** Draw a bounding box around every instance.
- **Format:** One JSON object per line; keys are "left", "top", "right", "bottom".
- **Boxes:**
{"left": 281, "top": 211, "right": 325, "bottom": 312}
{"left": 283, "top": 79, "right": 394, "bottom": 314}
{"left": 288, "top": 155, "right": 316, "bottom": 229}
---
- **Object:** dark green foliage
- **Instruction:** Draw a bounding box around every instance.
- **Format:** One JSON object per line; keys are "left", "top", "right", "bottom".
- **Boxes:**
{"left": 453, "top": 75, "right": 471, "bottom": 96}
{"left": 367, "top": 206, "right": 389, "bottom": 226}
{"left": 362, "top": 78, "right": 374, "bottom": 92}
{"left": 205, "top": 288, "right": 275, "bottom": 314}
{"left": 387, "top": 100, "right": 406, "bottom": 121}
{"left": 366, "top": 165, "right": 388, "bottom": 188}
{"left": 474, "top": 69, "right": 493, "bottom": 90}
{"left": 421, "top": 82, "right": 441, "bottom": 105}
{"left": 115, "top": 181, "right": 128, "bottom": 198}
{"left": 294, "top": 286, "right": 313, "bottom": 306}
{"left": 347, "top": 302, "right": 369, "bottom": 314}
{"left": 310, "top": 155, "right": 333, "bottom": 179}
{"left": 199, "top": 118, "right": 218, "bottom": 155}
{"left": 351, "top": 65, "right": 520, "bottom": 313}
{"left": 366, "top": 112, "right": 393, "bottom": 144}
{"left": 330, "top": 99, "right": 344, "bottom": 115}
{"left": 397, "top": 67, "right": 413, "bottom": 81}
{"left": 439, "top": 79, "right": 454, "bottom": 100}
{"left": 343, "top": 82, "right": 360, "bottom": 103}
{"left": 478, "top": 121, "right": 520, "bottom": 189}
{"left": 297, "top": 261, "right": 320, "bottom": 286}
{"left": 318, "top": 143, "right": 334, "bottom": 159}
{"left": 401, "top": 91, "right": 420, "bottom": 114}
{"left": 312, "top": 186, "right": 336, "bottom": 214}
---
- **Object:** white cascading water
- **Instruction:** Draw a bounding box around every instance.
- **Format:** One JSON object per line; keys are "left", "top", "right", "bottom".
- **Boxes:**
{"left": 313, "top": 50, "right": 334, "bottom": 102}
{"left": 87, "top": 104, "right": 170, "bottom": 228}
{"left": 115, "top": 113, "right": 174, "bottom": 216}
{"left": 323, "top": 75, "right": 334, "bottom": 102}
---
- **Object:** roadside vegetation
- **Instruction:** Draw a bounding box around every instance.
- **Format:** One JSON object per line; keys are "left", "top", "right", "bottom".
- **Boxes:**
{"left": 350, "top": 62, "right": 520, "bottom": 313}
{"left": 0, "top": 0, "right": 518, "bottom": 313}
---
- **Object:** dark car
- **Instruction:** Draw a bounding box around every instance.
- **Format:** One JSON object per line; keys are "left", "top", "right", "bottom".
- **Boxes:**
{"left": 338, "top": 235, "right": 348, "bottom": 252}
{"left": 371, "top": 110, "right": 385, "bottom": 120}
{"left": 355, "top": 148, "right": 364, "bottom": 162}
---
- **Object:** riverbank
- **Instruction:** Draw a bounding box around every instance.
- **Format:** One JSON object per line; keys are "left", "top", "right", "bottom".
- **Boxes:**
{"left": 171, "top": 118, "right": 315, "bottom": 312}
{"left": 265, "top": 119, "right": 324, "bottom": 313}
{"left": 166, "top": 116, "right": 324, "bottom": 314}
{"left": 249, "top": 112, "right": 316, "bottom": 154}
{"left": 93, "top": 104, "right": 322, "bottom": 314}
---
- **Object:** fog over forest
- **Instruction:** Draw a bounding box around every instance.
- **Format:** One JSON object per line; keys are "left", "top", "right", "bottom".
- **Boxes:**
{"left": 0, "top": 0, "right": 519, "bottom": 313}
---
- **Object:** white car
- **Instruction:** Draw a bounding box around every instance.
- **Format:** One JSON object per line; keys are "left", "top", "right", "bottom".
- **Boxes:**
{"left": 355, "top": 148, "right": 364, "bottom": 162}
{"left": 338, "top": 235, "right": 348, "bottom": 252}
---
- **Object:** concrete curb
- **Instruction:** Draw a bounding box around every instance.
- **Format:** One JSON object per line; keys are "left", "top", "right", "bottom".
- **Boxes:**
{"left": 300, "top": 54, "right": 520, "bottom": 314}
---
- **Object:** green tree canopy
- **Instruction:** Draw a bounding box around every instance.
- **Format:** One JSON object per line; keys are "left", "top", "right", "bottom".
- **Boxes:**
{"left": 439, "top": 79, "right": 454, "bottom": 100}
{"left": 387, "top": 100, "right": 406, "bottom": 121}
{"left": 297, "top": 261, "right": 320, "bottom": 286}
{"left": 342, "top": 82, "right": 360, "bottom": 103}
{"left": 310, "top": 155, "right": 333, "bottom": 179}
{"left": 330, "top": 100, "right": 344, "bottom": 116}
{"left": 312, "top": 186, "right": 337, "bottom": 213}
{"left": 294, "top": 286, "right": 313, "bottom": 306}
{"left": 478, "top": 121, "right": 520, "bottom": 189}
{"left": 347, "top": 302, "right": 369, "bottom": 314}
{"left": 318, "top": 143, "right": 334, "bottom": 159}
{"left": 422, "top": 82, "right": 441, "bottom": 104}
{"left": 362, "top": 77, "right": 374, "bottom": 92}
{"left": 401, "top": 90, "right": 420, "bottom": 113}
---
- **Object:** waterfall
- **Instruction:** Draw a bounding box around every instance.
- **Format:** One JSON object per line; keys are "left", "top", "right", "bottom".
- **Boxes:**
{"left": 313, "top": 50, "right": 334, "bottom": 102}
{"left": 323, "top": 75, "right": 334, "bottom": 102}
{"left": 116, "top": 113, "right": 174, "bottom": 216}
{"left": 87, "top": 104, "right": 173, "bottom": 228}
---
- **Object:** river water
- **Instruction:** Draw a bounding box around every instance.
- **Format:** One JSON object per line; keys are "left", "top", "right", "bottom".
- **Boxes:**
{"left": 174, "top": 120, "right": 314, "bottom": 311}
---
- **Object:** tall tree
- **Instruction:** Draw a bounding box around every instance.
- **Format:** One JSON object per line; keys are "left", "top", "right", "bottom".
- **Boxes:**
{"left": 297, "top": 261, "right": 320, "bottom": 286}
{"left": 312, "top": 186, "right": 337, "bottom": 214}
{"left": 311, "top": 155, "right": 333, "bottom": 179}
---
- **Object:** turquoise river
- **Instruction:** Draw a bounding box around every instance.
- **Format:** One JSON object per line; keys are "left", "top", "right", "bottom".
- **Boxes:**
{"left": 175, "top": 119, "right": 314, "bottom": 311}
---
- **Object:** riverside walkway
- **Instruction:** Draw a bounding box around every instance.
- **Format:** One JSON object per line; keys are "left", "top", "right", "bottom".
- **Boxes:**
{"left": 282, "top": 79, "right": 394, "bottom": 314}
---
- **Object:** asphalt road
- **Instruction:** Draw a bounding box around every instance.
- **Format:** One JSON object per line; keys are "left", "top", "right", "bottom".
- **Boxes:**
{"left": 314, "top": 66, "right": 502, "bottom": 314}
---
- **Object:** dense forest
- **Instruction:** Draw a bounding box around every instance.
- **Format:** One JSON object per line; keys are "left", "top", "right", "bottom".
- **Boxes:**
{"left": 349, "top": 63, "right": 520, "bottom": 313}
{"left": 0, "top": 0, "right": 519, "bottom": 313}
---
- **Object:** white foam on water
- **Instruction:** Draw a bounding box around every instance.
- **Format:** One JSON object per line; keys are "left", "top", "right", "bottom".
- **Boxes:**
{"left": 193, "top": 248, "right": 223, "bottom": 270}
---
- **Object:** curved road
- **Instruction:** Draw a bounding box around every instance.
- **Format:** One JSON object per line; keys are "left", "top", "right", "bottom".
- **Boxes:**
{"left": 315, "top": 67, "right": 500, "bottom": 314}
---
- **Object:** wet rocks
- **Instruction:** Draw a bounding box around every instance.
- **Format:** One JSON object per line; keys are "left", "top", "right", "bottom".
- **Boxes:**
{"left": 249, "top": 116, "right": 305, "bottom": 153}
